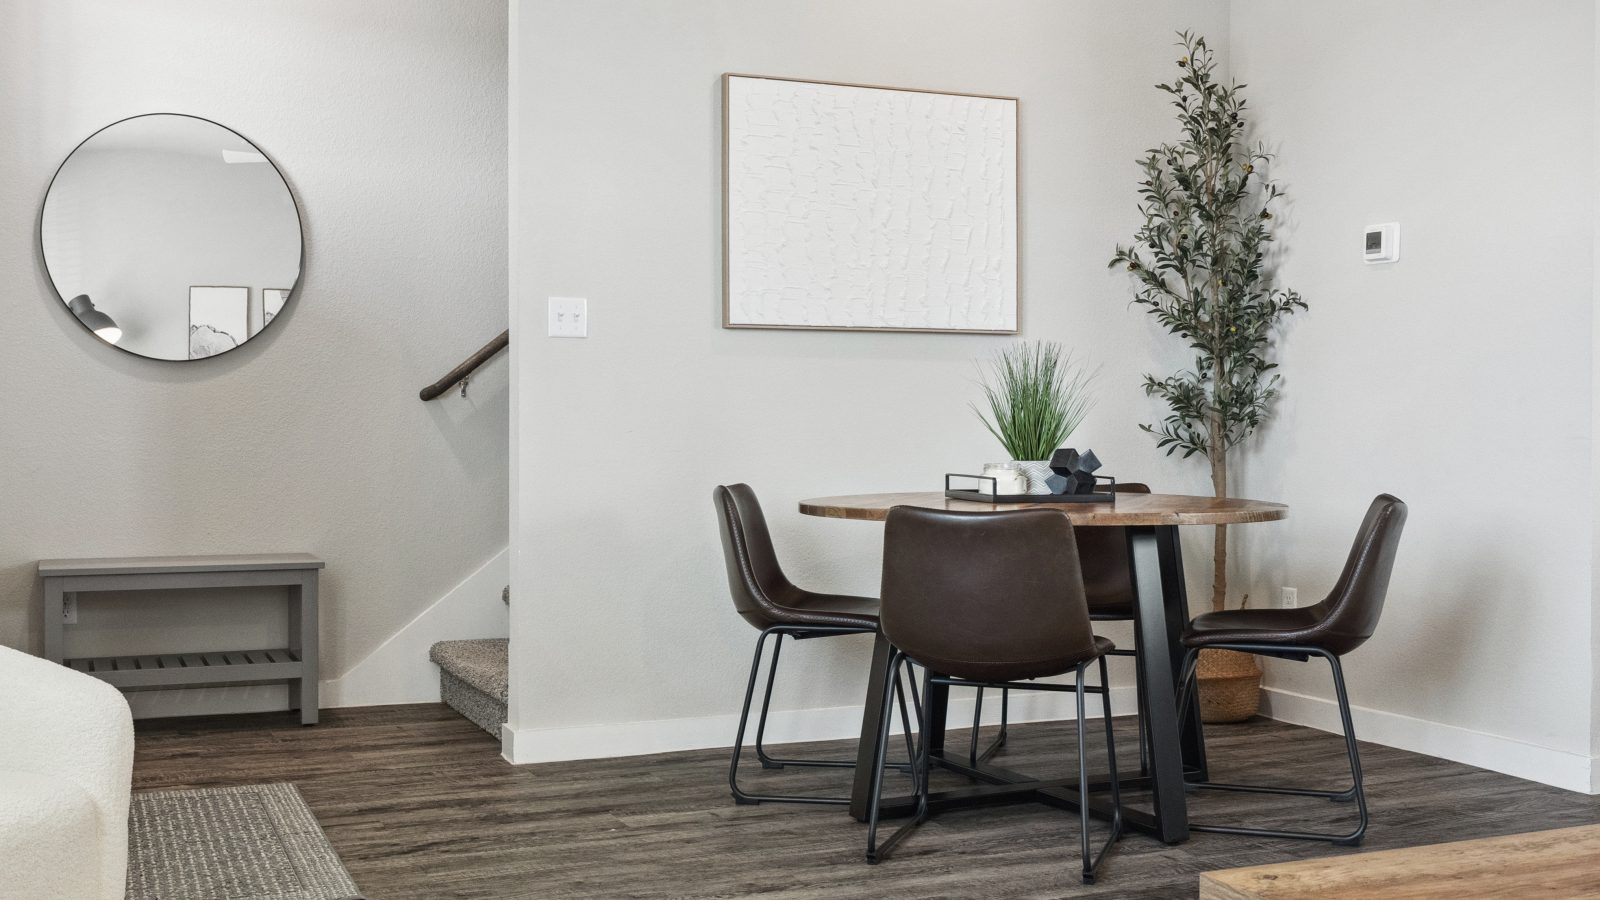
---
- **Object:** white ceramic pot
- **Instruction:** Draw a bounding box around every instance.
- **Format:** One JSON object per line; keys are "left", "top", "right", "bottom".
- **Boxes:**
{"left": 1015, "top": 460, "right": 1055, "bottom": 495}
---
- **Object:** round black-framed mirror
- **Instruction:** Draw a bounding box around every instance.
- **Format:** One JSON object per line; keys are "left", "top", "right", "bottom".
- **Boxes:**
{"left": 39, "top": 113, "right": 304, "bottom": 361}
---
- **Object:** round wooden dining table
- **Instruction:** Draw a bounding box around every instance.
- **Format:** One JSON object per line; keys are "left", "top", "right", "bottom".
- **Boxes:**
{"left": 798, "top": 491, "right": 1287, "bottom": 844}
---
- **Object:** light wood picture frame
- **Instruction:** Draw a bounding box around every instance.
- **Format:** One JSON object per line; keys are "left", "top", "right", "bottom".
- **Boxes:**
{"left": 723, "top": 73, "right": 1019, "bottom": 334}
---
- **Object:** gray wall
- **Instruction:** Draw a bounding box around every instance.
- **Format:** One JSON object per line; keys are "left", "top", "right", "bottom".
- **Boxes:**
{"left": 508, "top": 0, "right": 1231, "bottom": 757}
{"left": 0, "top": 0, "right": 509, "bottom": 715}
{"left": 1229, "top": 1, "right": 1597, "bottom": 782}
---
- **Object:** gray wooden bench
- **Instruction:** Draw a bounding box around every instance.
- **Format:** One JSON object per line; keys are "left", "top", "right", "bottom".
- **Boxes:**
{"left": 40, "top": 553, "right": 324, "bottom": 724}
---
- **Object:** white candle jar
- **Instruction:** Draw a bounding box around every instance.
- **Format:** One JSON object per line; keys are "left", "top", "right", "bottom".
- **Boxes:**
{"left": 980, "top": 462, "right": 1027, "bottom": 496}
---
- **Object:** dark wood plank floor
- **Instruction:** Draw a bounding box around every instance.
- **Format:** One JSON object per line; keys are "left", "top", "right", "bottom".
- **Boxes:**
{"left": 134, "top": 705, "right": 1600, "bottom": 899}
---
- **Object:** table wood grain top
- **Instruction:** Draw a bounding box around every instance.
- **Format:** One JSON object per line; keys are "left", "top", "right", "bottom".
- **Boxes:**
{"left": 798, "top": 492, "right": 1287, "bottom": 526}
{"left": 1198, "top": 823, "right": 1600, "bottom": 899}
{"left": 38, "top": 552, "right": 325, "bottom": 577}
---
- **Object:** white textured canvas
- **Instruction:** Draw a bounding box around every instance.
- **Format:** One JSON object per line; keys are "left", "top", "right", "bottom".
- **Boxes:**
{"left": 724, "top": 75, "right": 1018, "bottom": 332}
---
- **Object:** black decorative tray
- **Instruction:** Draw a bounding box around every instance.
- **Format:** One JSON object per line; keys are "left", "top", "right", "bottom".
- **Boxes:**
{"left": 944, "top": 473, "right": 1118, "bottom": 504}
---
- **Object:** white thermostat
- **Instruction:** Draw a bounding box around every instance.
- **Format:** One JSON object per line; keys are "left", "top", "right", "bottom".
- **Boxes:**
{"left": 1364, "top": 223, "right": 1400, "bottom": 264}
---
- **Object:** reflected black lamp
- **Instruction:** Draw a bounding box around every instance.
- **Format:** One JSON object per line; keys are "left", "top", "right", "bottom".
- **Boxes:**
{"left": 67, "top": 294, "right": 122, "bottom": 344}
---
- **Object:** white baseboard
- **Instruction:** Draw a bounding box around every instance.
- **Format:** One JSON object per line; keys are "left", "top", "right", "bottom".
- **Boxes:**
{"left": 502, "top": 684, "right": 1138, "bottom": 765}
{"left": 321, "top": 547, "right": 509, "bottom": 708}
{"left": 503, "top": 681, "right": 1600, "bottom": 794}
{"left": 1260, "top": 685, "right": 1598, "bottom": 795}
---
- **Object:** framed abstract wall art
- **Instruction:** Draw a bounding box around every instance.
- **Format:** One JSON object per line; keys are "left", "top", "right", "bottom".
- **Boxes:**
{"left": 262, "top": 288, "right": 290, "bottom": 328}
{"left": 188, "top": 285, "right": 248, "bottom": 359}
{"left": 723, "top": 74, "right": 1019, "bottom": 333}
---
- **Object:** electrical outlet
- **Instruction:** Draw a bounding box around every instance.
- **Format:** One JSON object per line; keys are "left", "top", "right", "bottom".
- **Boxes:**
{"left": 547, "top": 297, "right": 588, "bottom": 338}
{"left": 62, "top": 595, "right": 78, "bottom": 624}
{"left": 1280, "top": 587, "right": 1297, "bottom": 609}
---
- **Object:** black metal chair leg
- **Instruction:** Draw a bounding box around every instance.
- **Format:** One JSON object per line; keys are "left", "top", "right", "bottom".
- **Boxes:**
{"left": 729, "top": 630, "right": 785, "bottom": 805}
{"left": 864, "top": 650, "right": 900, "bottom": 862}
{"left": 1078, "top": 660, "right": 1122, "bottom": 884}
{"left": 970, "top": 687, "right": 1010, "bottom": 766}
{"left": 744, "top": 627, "right": 913, "bottom": 778}
{"left": 867, "top": 664, "right": 1121, "bottom": 876}
{"left": 1100, "top": 646, "right": 1149, "bottom": 776}
{"left": 1181, "top": 643, "right": 1368, "bottom": 845}
{"left": 1098, "top": 654, "right": 1124, "bottom": 842}
{"left": 1328, "top": 654, "right": 1370, "bottom": 843}
{"left": 1076, "top": 668, "right": 1092, "bottom": 882}
{"left": 970, "top": 687, "right": 984, "bottom": 767}
{"left": 894, "top": 659, "right": 919, "bottom": 787}
{"left": 1176, "top": 648, "right": 1200, "bottom": 731}
{"left": 731, "top": 627, "right": 912, "bottom": 806}
{"left": 751, "top": 631, "right": 863, "bottom": 770}
{"left": 868, "top": 661, "right": 931, "bottom": 864}
{"left": 754, "top": 633, "right": 787, "bottom": 769}
{"left": 989, "top": 689, "right": 1010, "bottom": 759}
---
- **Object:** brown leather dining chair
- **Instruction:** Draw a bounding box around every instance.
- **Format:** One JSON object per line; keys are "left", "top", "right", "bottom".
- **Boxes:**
{"left": 713, "top": 484, "right": 919, "bottom": 805}
{"left": 1176, "top": 494, "right": 1408, "bottom": 845}
{"left": 971, "top": 483, "right": 1153, "bottom": 769}
{"left": 867, "top": 506, "right": 1122, "bottom": 883}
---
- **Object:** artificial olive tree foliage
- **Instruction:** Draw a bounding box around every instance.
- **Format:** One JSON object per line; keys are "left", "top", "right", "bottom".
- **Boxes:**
{"left": 1110, "top": 32, "right": 1306, "bottom": 613}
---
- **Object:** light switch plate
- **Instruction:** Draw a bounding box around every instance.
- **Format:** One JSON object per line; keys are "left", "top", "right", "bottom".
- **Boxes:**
{"left": 62, "top": 595, "right": 78, "bottom": 624}
{"left": 547, "top": 297, "right": 588, "bottom": 338}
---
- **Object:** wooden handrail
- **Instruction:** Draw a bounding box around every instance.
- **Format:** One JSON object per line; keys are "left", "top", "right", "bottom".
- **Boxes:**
{"left": 419, "top": 329, "right": 509, "bottom": 401}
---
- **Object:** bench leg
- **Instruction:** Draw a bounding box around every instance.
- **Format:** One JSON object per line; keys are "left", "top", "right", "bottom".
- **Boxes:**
{"left": 289, "top": 575, "right": 319, "bottom": 725}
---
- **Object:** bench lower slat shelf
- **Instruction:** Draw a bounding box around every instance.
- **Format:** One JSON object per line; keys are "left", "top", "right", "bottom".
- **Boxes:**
{"left": 63, "top": 648, "right": 304, "bottom": 691}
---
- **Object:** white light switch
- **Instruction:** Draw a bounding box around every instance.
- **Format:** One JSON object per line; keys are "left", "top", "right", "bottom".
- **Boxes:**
{"left": 547, "top": 297, "right": 588, "bottom": 338}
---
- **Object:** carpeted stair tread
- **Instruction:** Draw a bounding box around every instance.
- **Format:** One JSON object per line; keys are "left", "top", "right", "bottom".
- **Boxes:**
{"left": 429, "top": 639, "right": 508, "bottom": 702}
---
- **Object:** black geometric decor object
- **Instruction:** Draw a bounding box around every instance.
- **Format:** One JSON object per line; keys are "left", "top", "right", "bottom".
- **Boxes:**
{"left": 1049, "top": 448, "right": 1082, "bottom": 475}
{"left": 1048, "top": 448, "right": 1104, "bottom": 495}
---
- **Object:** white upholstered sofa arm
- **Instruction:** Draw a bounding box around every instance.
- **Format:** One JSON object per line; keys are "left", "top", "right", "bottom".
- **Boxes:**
{"left": 0, "top": 645, "right": 134, "bottom": 899}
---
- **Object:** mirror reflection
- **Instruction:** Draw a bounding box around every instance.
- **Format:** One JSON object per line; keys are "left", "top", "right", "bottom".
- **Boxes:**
{"left": 40, "top": 114, "right": 303, "bottom": 361}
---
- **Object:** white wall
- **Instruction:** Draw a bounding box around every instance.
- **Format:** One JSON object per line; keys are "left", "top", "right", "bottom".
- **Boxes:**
{"left": 0, "top": 0, "right": 509, "bottom": 715}
{"left": 1230, "top": 1, "right": 1598, "bottom": 790}
{"left": 323, "top": 547, "right": 509, "bottom": 708}
{"left": 508, "top": 0, "right": 1231, "bottom": 760}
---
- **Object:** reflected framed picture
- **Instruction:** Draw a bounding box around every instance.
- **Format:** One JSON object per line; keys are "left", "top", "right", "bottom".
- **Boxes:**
{"left": 188, "top": 285, "right": 248, "bottom": 359}
{"left": 263, "top": 288, "right": 290, "bottom": 328}
{"left": 723, "top": 73, "right": 1019, "bottom": 333}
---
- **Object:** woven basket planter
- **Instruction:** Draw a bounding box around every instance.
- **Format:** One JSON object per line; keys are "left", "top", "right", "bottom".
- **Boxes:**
{"left": 1196, "top": 648, "right": 1262, "bottom": 723}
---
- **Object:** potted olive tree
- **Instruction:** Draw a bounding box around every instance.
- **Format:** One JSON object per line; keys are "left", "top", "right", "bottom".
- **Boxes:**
{"left": 972, "top": 341, "right": 1097, "bottom": 493}
{"left": 1110, "top": 33, "right": 1307, "bottom": 722}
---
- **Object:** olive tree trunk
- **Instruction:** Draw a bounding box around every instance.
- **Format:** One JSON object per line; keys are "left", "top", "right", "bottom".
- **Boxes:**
{"left": 1210, "top": 355, "right": 1228, "bottom": 614}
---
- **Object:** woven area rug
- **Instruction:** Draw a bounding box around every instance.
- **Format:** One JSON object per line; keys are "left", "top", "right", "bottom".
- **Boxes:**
{"left": 128, "top": 783, "right": 362, "bottom": 900}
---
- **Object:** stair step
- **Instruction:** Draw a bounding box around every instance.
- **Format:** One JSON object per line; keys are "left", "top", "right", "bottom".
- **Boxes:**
{"left": 430, "top": 638, "right": 507, "bottom": 737}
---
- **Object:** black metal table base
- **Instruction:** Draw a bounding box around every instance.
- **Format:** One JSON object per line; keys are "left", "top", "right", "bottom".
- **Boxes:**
{"left": 868, "top": 754, "right": 1171, "bottom": 837}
